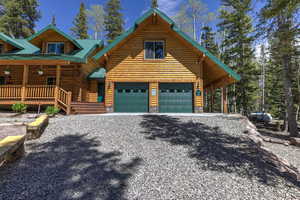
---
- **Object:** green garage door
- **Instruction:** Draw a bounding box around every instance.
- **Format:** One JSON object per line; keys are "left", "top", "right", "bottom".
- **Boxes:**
{"left": 159, "top": 83, "right": 193, "bottom": 113}
{"left": 115, "top": 83, "right": 149, "bottom": 112}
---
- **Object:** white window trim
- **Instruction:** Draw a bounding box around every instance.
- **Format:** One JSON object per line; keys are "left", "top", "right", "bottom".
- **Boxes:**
{"left": 46, "top": 42, "right": 65, "bottom": 54}
{"left": 144, "top": 40, "right": 165, "bottom": 60}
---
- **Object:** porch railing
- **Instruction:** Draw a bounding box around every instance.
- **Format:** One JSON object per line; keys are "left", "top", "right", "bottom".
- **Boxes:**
{"left": 56, "top": 87, "right": 72, "bottom": 114}
{"left": 26, "top": 85, "right": 55, "bottom": 99}
{"left": 0, "top": 85, "right": 72, "bottom": 114}
{"left": 0, "top": 85, "right": 22, "bottom": 99}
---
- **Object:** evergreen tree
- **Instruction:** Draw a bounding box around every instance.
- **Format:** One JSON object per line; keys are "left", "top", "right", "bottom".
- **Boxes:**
{"left": 201, "top": 26, "right": 221, "bottom": 112}
{"left": 151, "top": 0, "right": 158, "bottom": 8}
{"left": 51, "top": 15, "right": 56, "bottom": 26}
{"left": 71, "top": 2, "right": 89, "bottom": 39}
{"left": 20, "top": 0, "right": 41, "bottom": 35}
{"left": 259, "top": 0, "right": 299, "bottom": 137}
{"left": 104, "top": 0, "right": 124, "bottom": 43}
{"left": 200, "top": 26, "right": 219, "bottom": 56}
{"left": 0, "top": 0, "right": 40, "bottom": 38}
{"left": 218, "top": 0, "right": 258, "bottom": 115}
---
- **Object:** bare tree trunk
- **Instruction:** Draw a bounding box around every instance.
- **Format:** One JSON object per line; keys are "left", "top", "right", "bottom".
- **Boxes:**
{"left": 283, "top": 110, "right": 289, "bottom": 132}
{"left": 282, "top": 55, "right": 298, "bottom": 137}
{"left": 296, "top": 105, "right": 299, "bottom": 121}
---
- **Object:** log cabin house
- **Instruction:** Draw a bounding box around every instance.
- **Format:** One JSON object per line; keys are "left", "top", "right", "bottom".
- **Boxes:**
{"left": 0, "top": 8, "right": 240, "bottom": 114}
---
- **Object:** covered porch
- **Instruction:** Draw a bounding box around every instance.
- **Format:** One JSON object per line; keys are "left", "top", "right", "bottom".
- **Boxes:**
{"left": 0, "top": 60, "right": 92, "bottom": 115}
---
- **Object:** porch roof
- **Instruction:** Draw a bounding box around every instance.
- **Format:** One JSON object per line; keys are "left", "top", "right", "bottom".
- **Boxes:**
{"left": 88, "top": 68, "right": 106, "bottom": 79}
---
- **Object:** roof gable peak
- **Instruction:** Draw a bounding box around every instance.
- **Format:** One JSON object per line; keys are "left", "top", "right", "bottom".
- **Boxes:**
{"left": 27, "top": 24, "right": 83, "bottom": 49}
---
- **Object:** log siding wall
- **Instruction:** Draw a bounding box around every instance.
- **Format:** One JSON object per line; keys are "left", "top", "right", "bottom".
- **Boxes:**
{"left": 105, "top": 20, "right": 204, "bottom": 110}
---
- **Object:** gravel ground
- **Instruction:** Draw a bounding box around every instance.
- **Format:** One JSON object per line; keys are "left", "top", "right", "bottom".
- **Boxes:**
{"left": 264, "top": 142, "right": 300, "bottom": 170}
{"left": 0, "top": 113, "right": 37, "bottom": 124}
{"left": 0, "top": 115, "right": 299, "bottom": 200}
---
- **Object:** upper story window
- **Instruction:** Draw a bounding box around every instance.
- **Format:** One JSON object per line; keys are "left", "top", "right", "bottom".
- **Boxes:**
{"left": 47, "top": 42, "right": 65, "bottom": 54}
{"left": 144, "top": 40, "right": 165, "bottom": 59}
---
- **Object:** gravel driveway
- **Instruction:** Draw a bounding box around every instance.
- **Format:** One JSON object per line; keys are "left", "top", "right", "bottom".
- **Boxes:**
{"left": 0, "top": 115, "right": 299, "bottom": 200}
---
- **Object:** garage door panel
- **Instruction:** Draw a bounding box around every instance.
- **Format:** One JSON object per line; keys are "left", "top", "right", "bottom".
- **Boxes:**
{"left": 115, "top": 83, "right": 149, "bottom": 113}
{"left": 159, "top": 83, "right": 193, "bottom": 113}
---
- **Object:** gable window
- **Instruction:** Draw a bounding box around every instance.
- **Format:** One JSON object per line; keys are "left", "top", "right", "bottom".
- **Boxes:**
{"left": 47, "top": 42, "right": 64, "bottom": 54}
{"left": 144, "top": 41, "right": 164, "bottom": 59}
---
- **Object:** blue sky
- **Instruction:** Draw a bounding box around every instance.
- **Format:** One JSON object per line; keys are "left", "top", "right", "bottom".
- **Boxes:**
{"left": 37, "top": 0, "right": 221, "bottom": 35}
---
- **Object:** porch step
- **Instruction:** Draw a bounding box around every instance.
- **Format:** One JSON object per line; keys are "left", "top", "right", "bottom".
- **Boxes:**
{"left": 70, "top": 102, "right": 106, "bottom": 115}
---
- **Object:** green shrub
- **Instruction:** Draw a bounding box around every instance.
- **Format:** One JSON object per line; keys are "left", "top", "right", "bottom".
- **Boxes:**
{"left": 12, "top": 103, "right": 27, "bottom": 113}
{"left": 45, "top": 106, "right": 60, "bottom": 115}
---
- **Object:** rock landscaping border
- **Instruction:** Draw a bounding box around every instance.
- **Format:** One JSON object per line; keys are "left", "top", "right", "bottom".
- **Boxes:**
{"left": 0, "top": 135, "right": 25, "bottom": 167}
{"left": 26, "top": 115, "right": 49, "bottom": 140}
{"left": 239, "top": 115, "right": 300, "bottom": 182}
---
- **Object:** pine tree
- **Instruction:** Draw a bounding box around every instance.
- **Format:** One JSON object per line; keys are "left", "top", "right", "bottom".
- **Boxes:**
{"left": 20, "top": 0, "right": 41, "bottom": 35}
{"left": 218, "top": 0, "right": 258, "bottom": 115}
{"left": 0, "top": 0, "right": 40, "bottom": 38}
{"left": 151, "top": 0, "right": 158, "bottom": 8}
{"left": 104, "top": 0, "right": 124, "bottom": 43}
{"left": 200, "top": 26, "right": 219, "bottom": 56}
{"left": 259, "top": 0, "right": 299, "bottom": 137}
{"left": 51, "top": 15, "right": 56, "bottom": 26}
{"left": 71, "top": 2, "right": 89, "bottom": 39}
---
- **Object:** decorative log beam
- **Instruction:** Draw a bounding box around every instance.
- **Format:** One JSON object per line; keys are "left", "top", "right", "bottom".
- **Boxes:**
{"left": 204, "top": 75, "right": 234, "bottom": 90}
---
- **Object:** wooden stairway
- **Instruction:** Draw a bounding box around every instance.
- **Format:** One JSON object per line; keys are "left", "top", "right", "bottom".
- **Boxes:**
{"left": 71, "top": 102, "right": 106, "bottom": 114}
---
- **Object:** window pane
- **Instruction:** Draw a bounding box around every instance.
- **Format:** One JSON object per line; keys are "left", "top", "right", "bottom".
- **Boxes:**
{"left": 47, "top": 43, "right": 64, "bottom": 54}
{"left": 145, "top": 42, "right": 155, "bottom": 59}
{"left": 155, "top": 42, "right": 164, "bottom": 59}
{"left": 47, "top": 44, "right": 56, "bottom": 54}
{"left": 57, "top": 43, "right": 64, "bottom": 54}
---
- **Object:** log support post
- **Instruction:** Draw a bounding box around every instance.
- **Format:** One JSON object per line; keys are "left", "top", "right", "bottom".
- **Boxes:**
{"left": 222, "top": 87, "right": 228, "bottom": 114}
{"left": 66, "top": 91, "right": 72, "bottom": 115}
{"left": 21, "top": 65, "right": 29, "bottom": 102}
{"left": 210, "top": 88, "right": 214, "bottom": 113}
{"left": 54, "top": 65, "right": 61, "bottom": 107}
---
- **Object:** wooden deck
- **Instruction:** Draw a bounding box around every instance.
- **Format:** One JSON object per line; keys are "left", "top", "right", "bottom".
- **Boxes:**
{"left": 0, "top": 85, "right": 72, "bottom": 114}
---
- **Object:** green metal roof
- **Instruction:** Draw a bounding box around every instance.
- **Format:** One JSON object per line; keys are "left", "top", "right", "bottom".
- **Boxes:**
{"left": 27, "top": 24, "right": 83, "bottom": 50}
{"left": 93, "top": 8, "right": 241, "bottom": 81}
{"left": 88, "top": 68, "right": 106, "bottom": 79}
{"left": 0, "top": 33, "right": 25, "bottom": 50}
{"left": 0, "top": 28, "right": 103, "bottom": 63}
{"left": 13, "top": 39, "right": 40, "bottom": 54}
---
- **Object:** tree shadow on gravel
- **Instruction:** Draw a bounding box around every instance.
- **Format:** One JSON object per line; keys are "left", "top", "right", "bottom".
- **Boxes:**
{"left": 0, "top": 134, "right": 142, "bottom": 200}
{"left": 140, "top": 115, "right": 300, "bottom": 188}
